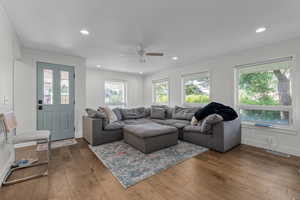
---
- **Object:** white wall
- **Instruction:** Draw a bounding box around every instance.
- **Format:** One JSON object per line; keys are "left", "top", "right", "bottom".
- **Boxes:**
{"left": 14, "top": 48, "right": 86, "bottom": 138}
{"left": 0, "top": 4, "right": 21, "bottom": 184}
{"left": 144, "top": 37, "right": 300, "bottom": 156}
{"left": 86, "top": 68, "right": 144, "bottom": 109}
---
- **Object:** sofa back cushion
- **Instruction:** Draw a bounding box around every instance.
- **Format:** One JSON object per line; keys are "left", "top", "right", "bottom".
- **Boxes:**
{"left": 172, "top": 106, "right": 199, "bottom": 120}
{"left": 99, "top": 106, "right": 118, "bottom": 123}
{"left": 85, "top": 108, "right": 107, "bottom": 119}
{"left": 150, "top": 107, "right": 166, "bottom": 119}
{"left": 120, "top": 107, "right": 146, "bottom": 120}
{"left": 112, "top": 108, "right": 123, "bottom": 121}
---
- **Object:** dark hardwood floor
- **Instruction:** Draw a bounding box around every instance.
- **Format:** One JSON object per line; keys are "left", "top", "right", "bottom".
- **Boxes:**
{"left": 1, "top": 139, "right": 300, "bottom": 200}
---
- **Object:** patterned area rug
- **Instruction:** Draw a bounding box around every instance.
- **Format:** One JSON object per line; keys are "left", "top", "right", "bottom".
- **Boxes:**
{"left": 37, "top": 138, "right": 77, "bottom": 151}
{"left": 90, "top": 140, "right": 208, "bottom": 188}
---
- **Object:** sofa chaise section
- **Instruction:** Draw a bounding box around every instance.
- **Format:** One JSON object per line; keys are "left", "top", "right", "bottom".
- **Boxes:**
{"left": 82, "top": 116, "right": 123, "bottom": 146}
{"left": 183, "top": 118, "right": 241, "bottom": 152}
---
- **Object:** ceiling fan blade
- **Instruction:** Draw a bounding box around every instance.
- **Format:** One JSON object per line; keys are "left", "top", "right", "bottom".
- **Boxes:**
{"left": 145, "top": 52, "right": 164, "bottom": 56}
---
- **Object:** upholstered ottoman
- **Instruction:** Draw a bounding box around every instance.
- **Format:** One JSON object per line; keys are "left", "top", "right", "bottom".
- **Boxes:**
{"left": 123, "top": 123, "right": 178, "bottom": 154}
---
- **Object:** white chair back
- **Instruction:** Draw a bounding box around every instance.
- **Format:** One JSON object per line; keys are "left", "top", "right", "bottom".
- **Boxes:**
{"left": 3, "top": 112, "right": 17, "bottom": 133}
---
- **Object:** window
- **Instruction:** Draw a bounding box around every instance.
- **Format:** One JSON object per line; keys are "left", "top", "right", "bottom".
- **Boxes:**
{"left": 236, "top": 57, "right": 293, "bottom": 126}
{"left": 152, "top": 79, "right": 169, "bottom": 105}
{"left": 105, "top": 81, "right": 127, "bottom": 107}
{"left": 60, "top": 71, "right": 69, "bottom": 104}
{"left": 182, "top": 72, "right": 210, "bottom": 105}
{"left": 43, "top": 69, "right": 53, "bottom": 104}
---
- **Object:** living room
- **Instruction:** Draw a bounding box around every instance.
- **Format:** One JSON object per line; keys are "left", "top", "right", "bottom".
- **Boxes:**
{"left": 0, "top": 0, "right": 300, "bottom": 199}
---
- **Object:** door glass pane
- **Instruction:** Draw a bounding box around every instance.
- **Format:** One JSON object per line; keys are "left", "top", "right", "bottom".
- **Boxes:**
{"left": 61, "top": 71, "right": 69, "bottom": 104}
{"left": 43, "top": 69, "right": 53, "bottom": 104}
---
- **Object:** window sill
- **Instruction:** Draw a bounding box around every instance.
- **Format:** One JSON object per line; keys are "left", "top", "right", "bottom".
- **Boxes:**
{"left": 241, "top": 122, "right": 298, "bottom": 136}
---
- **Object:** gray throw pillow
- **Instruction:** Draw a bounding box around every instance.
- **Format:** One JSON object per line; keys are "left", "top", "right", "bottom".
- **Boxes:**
{"left": 172, "top": 106, "right": 199, "bottom": 120}
{"left": 85, "top": 108, "right": 107, "bottom": 119}
{"left": 200, "top": 114, "right": 223, "bottom": 132}
{"left": 150, "top": 107, "right": 166, "bottom": 119}
{"left": 113, "top": 108, "right": 123, "bottom": 121}
{"left": 145, "top": 108, "right": 151, "bottom": 117}
{"left": 120, "top": 107, "right": 146, "bottom": 119}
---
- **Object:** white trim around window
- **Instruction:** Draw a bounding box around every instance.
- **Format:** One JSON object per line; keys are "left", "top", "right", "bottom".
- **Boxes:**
{"left": 181, "top": 71, "right": 211, "bottom": 106}
{"left": 235, "top": 56, "right": 295, "bottom": 128}
{"left": 104, "top": 80, "right": 128, "bottom": 108}
{"left": 152, "top": 78, "right": 170, "bottom": 105}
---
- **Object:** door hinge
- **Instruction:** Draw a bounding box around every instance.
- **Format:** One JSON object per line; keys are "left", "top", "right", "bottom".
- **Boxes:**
{"left": 74, "top": 127, "right": 75, "bottom": 131}
{"left": 74, "top": 100, "right": 75, "bottom": 104}
{"left": 73, "top": 73, "right": 75, "bottom": 79}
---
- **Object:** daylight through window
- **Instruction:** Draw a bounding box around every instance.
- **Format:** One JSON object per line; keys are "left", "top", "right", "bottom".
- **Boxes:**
{"left": 236, "top": 57, "right": 293, "bottom": 126}
{"left": 105, "top": 81, "right": 127, "bottom": 107}
{"left": 182, "top": 72, "right": 210, "bottom": 105}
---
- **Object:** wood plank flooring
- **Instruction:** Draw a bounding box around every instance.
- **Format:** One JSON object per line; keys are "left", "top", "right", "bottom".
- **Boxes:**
{"left": 1, "top": 139, "right": 300, "bottom": 200}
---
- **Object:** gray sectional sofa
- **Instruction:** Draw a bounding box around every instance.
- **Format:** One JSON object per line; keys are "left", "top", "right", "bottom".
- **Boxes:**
{"left": 82, "top": 106, "right": 241, "bottom": 153}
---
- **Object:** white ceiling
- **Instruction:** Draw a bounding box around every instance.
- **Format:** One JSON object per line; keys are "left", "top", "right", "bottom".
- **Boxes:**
{"left": 2, "top": 0, "right": 300, "bottom": 74}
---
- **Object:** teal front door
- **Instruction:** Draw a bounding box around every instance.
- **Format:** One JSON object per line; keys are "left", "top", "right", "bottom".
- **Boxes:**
{"left": 37, "top": 62, "right": 75, "bottom": 141}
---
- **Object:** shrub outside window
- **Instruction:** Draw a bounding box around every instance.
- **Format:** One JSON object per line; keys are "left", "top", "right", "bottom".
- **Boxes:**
{"left": 182, "top": 72, "right": 210, "bottom": 105}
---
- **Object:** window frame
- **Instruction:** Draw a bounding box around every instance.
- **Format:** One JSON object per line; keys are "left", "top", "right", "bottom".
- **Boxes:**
{"left": 152, "top": 78, "right": 170, "bottom": 105}
{"left": 181, "top": 71, "right": 211, "bottom": 106}
{"left": 234, "top": 56, "right": 295, "bottom": 128}
{"left": 104, "top": 80, "right": 128, "bottom": 107}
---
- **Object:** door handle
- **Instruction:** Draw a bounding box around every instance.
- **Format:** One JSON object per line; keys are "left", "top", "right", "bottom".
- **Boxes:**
{"left": 38, "top": 105, "right": 43, "bottom": 110}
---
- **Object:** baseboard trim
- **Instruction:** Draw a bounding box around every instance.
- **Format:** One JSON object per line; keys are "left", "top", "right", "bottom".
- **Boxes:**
{"left": 242, "top": 138, "right": 300, "bottom": 157}
{"left": 15, "top": 141, "right": 36, "bottom": 148}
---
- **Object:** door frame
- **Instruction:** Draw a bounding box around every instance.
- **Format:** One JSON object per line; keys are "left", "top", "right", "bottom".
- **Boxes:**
{"left": 36, "top": 61, "right": 75, "bottom": 140}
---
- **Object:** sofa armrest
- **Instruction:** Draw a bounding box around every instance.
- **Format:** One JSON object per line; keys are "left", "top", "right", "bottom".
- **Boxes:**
{"left": 82, "top": 116, "right": 105, "bottom": 144}
{"left": 211, "top": 118, "right": 241, "bottom": 152}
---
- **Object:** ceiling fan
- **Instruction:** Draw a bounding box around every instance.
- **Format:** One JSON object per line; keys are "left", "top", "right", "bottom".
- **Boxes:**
{"left": 122, "top": 45, "right": 164, "bottom": 63}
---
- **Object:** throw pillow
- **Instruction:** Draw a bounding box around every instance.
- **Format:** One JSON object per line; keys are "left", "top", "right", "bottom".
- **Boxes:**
{"left": 120, "top": 107, "right": 146, "bottom": 119}
{"left": 112, "top": 108, "right": 123, "bottom": 121}
{"left": 200, "top": 114, "right": 223, "bottom": 132}
{"left": 85, "top": 108, "right": 107, "bottom": 119}
{"left": 99, "top": 106, "right": 118, "bottom": 123}
{"left": 150, "top": 107, "right": 166, "bottom": 119}
{"left": 172, "top": 106, "right": 199, "bottom": 120}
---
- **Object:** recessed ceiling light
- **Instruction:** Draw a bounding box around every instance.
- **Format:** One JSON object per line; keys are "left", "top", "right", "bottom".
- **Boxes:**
{"left": 139, "top": 72, "right": 143, "bottom": 74}
{"left": 96, "top": 65, "right": 101, "bottom": 68}
{"left": 80, "top": 29, "right": 89, "bottom": 35}
{"left": 256, "top": 27, "right": 266, "bottom": 33}
{"left": 172, "top": 56, "right": 179, "bottom": 60}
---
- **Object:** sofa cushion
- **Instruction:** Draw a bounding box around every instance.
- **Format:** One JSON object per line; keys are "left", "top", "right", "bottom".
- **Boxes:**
{"left": 200, "top": 114, "right": 223, "bottom": 132}
{"left": 112, "top": 108, "right": 123, "bottom": 121}
{"left": 99, "top": 106, "right": 118, "bottom": 123}
{"left": 150, "top": 107, "right": 166, "bottom": 119}
{"left": 85, "top": 108, "right": 107, "bottom": 119}
{"left": 124, "top": 123, "right": 177, "bottom": 138}
{"left": 104, "top": 121, "right": 125, "bottom": 130}
{"left": 120, "top": 107, "right": 146, "bottom": 119}
{"left": 172, "top": 106, "right": 199, "bottom": 120}
{"left": 151, "top": 119, "right": 190, "bottom": 129}
{"left": 145, "top": 108, "right": 151, "bottom": 117}
{"left": 151, "top": 105, "right": 173, "bottom": 119}
{"left": 123, "top": 118, "right": 152, "bottom": 125}
{"left": 183, "top": 125, "right": 212, "bottom": 134}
